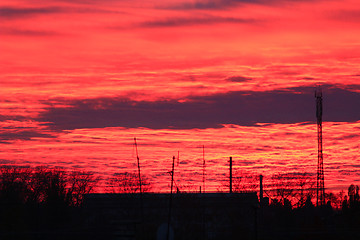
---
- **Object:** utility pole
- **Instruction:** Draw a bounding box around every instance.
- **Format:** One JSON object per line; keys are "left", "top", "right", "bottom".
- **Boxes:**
{"left": 315, "top": 87, "right": 325, "bottom": 206}
{"left": 203, "top": 145, "right": 205, "bottom": 193}
{"left": 134, "top": 137, "right": 143, "bottom": 195}
{"left": 230, "top": 157, "right": 233, "bottom": 193}
{"left": 167, "top": 156, "right": 175, "bottom": 240}
{"left": 259, "top": 175, "right": 263, "bottom": 205}
{"left": 134, "top": 137, "right": 144, "bottom": 233}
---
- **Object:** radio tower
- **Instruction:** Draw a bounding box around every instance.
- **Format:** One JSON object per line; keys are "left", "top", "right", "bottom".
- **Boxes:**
{"left": 202, "top": 145, "right": 205, "bottom": 193}
{"left": 315, "top": 87, "right": 325, "bottom": 206}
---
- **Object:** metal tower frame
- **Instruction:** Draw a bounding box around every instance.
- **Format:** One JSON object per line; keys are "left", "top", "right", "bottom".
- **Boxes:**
{"left": 203, "top": 145, "right": 205, "bottom": 193}
{"left": 315, "top": 87, "right": 325, "bottom": 206}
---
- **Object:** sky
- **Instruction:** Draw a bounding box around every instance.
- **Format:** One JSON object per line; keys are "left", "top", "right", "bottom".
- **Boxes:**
{"left": 0, "top": 0, "right": 359, "bottom": 192}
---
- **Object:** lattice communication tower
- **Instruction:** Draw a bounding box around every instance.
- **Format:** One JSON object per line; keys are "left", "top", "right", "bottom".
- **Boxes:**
{"left": 315, "top": 87, "right": 325, "bottom": 206}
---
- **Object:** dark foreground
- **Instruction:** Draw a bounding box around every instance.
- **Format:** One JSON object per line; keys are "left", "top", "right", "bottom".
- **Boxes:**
{"left": 2, "top": 192, "right": 360, "bottom": 240}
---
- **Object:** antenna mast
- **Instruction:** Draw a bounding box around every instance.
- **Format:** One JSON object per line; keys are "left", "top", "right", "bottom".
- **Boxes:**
{"left": 134, "top": 137, "right": 144, "bottom": 232}
{"left": 134, "top": 137, "right": 143, "bottom": 195}
{"left": 230, "top": 156, "right": 233, "bottom": 193}
{"left": 167, "top": 156, "right": 176, "bottom": 240}
{"left": 203, "top": 145, "right": 205, "bottom": 193}
{"left": 315, "top": 87, "right": 325, "bottom": 206}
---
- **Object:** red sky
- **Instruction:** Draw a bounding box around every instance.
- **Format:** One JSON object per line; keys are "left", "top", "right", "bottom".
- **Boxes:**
{"left": 0, "top": 0, "right": 359, "bottom": 192}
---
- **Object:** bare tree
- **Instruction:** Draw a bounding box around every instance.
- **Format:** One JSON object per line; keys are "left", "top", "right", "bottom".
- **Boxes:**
{"left": 293, "top": 172, "right": 316, "bottom": 208}
{"left": 326, "top": 192, "right": 343, "bottom": 210}
{"left": 220, "top": 171, "right": 259, "bottom": 193}
{"left": 269, "top": 173, "right": 296, "bottom": 206}
{"left": 175, "top": 183, "right": 198, "bottom": 193}
{"left": 108, "top": 172, "right": 151, "bottom": 193}
{"left": 67, "top": 170, "right": 99, "bottom": 206}
{"left": 348, "top": 184, "right": 360, "bottom": 208}
{"left": 0, "top": 166, "right": 32, "bottom": 204}
{"left": 41, "top": 168, "right": 71, "bottom": 206}
{"left": 16, "top": 167, "right": 98, "bottom": 206}
{"left": 266, "top": 172, "right": 315, "bottom": 208}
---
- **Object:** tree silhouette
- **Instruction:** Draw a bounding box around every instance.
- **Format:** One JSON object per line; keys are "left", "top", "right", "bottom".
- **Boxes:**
{"left": 347, "top": 184, "right": 360, "bottom": 209}
{"left": 0, "top": 166, "right": 97, "bottom": 206}
{"left": 0, "top": 165, "right": 98, "bottom": 234}
{"left": 293, "top": 172, "right": 316, "bottom": 208}
{"left": 220, "top": 171, "right": 258, "bottom": 193}
{"left": 266, "top": 172, "right": 315, "bottom": 208}
{"left": 108, "top": 172, "right": 151, "bottom": 193}
{"left": 0, "top": 166, "right": 32, "bottom": 204}
{"left": 68, "top": 170, "right": 99, "bottom": 206}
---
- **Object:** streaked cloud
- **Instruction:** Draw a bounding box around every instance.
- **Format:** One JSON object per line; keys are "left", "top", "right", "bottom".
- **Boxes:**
{"left": 0, "top": 129, "right": 56, "bottom": 142}
{"left": 160, "top": 0, "right": 316, "bottom": 10}
{"left": 330, "top": 9, "right": 360, "bottom": 22}
{"left": 0, "top": 7, "right": 61, "bottom": 19}
{"left": 0, "top": 27, "right": 59, "bottom": 36}
{"left": 160, "top": 0, "right": 260, "bottom": 10}
{"left": 225, "top": 76, "right": 253, "bottom": 82}
{"left": 38, "top": 85, "right": 360, "bottom": 130}
{"left": 135, "top": 16, "right": 258, "bottom": 28}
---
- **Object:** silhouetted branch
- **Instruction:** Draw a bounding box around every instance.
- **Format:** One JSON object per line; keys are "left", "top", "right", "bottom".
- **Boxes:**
{"left": 108, "top": 172, "right": 152, "bottom": 193}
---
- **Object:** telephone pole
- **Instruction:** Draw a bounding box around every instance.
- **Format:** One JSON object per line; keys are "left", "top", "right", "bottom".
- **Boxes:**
{"left": 230, "top": 156, "right": 233, "bottom": 193}
{"left": 134, "top": 137, "right": 144, "bottom": 233}
{"left": 203, "top": 145, "right": 205, "bottom": 193}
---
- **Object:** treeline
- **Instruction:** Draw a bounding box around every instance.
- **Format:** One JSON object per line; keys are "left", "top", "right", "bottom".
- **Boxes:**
{"left": 1, "top": 164, "right": 358, "bottom": 212}
{"left": 0, "top": 165, "right": 98, "bottom": 239}
{"left": 221, "top": 171, "right": 352, "bottom": 210}
{"left": 1, "top": 165, "right": 360, "bottom": 239}
{"left": 259, "top": 184, "right": 360, "bottom": 240}
{"left": 0, "top": 166, "right": 97, "bottom": 207}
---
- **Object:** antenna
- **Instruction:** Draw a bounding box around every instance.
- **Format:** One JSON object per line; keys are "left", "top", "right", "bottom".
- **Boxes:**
{"left": 202, "top": 147, "right": 206, "bottom": 240}
{"left": 230, "top": 156, "right": 233, "bottom": 193}
{"left": 202, "top": 145, "right": 205, "bottom": 193}
{"left": 315, "top": 87, "right": 325, "bottom": 206}
{"left": 134, "top": 137, "right": 144, "bottom": 231}
{"left": 134, "top": 137, "right": 142, "bottom": 195}
{"left": 167, "top": 156, "right": 176, "bottom": 240}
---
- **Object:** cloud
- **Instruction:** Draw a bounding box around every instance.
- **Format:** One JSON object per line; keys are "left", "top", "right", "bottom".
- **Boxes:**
{"left": 346, "top": 84, "right": 360, "bottom": 91}
{"left": 0, "top": 114, "right": 27, "bottom": 122}
{"left": 137, "top": 16, "right": 257, "bottom": 28}
{"left": 0, "top": 27, "right": 58, "bottom": 36}
{"left": 0, "top": 7, "right": 61, "bottom": 19}
{"left": 0, "top": 159, "right": 15, "bottom": 164}
{"left": 161, "top": 0, "right": 261, "bottom": 10}
{"left": 225, "top": 76, "right": 252, "bottom": 82}
{"left": 0, "top": 130, "right": 56, "bottom": 142}
{"left": 333, "top": 134, "right": 359, "bottom": 141}
{"left": 330, "top": 10, "right": 360, "bottom": 22}
{"left": 302, "top": 77, "right": 316, "bottom": 80}
{"left": 37, "top": 85, "right": 360, "bottom": 130}
{"left": 160, "top": 0, "right": 314, "bottom": 10}
{"left": 0, "top": 5, "right": 122, "bottom": 21}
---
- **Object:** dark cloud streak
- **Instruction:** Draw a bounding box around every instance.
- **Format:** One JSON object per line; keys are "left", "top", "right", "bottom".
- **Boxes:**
{"left": 330, "top": 10, "right": 360, "bottom": 22}
{"left": 226, "top": 76, "right": 253, "bottom": 82}
{"left": 0, "top": 130, "right": 56, "bottom": 142}
{"left": 160, "top": 0, "right": 315, "bottom": 10}
{"left": 0, "top": 6, "right": 123, "bottom": 20}
{"left": 137, "top": 16, "right": 257, "bottom": 28}
{"left": 0, "top": 7, "right": 61, "bottom": 19}
{"left": 160, "top": 0, "right": 262, "bottom": 10}
{"left": 38, "top": 85, "right": 360, "bottom": 130}
{"left": 0, "top": 27, "right": 59, "bottom": 36}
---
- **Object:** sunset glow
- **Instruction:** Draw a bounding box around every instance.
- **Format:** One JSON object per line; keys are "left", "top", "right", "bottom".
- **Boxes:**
{"left": 1, "top": 0, "right": 359, "bottom": 192}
